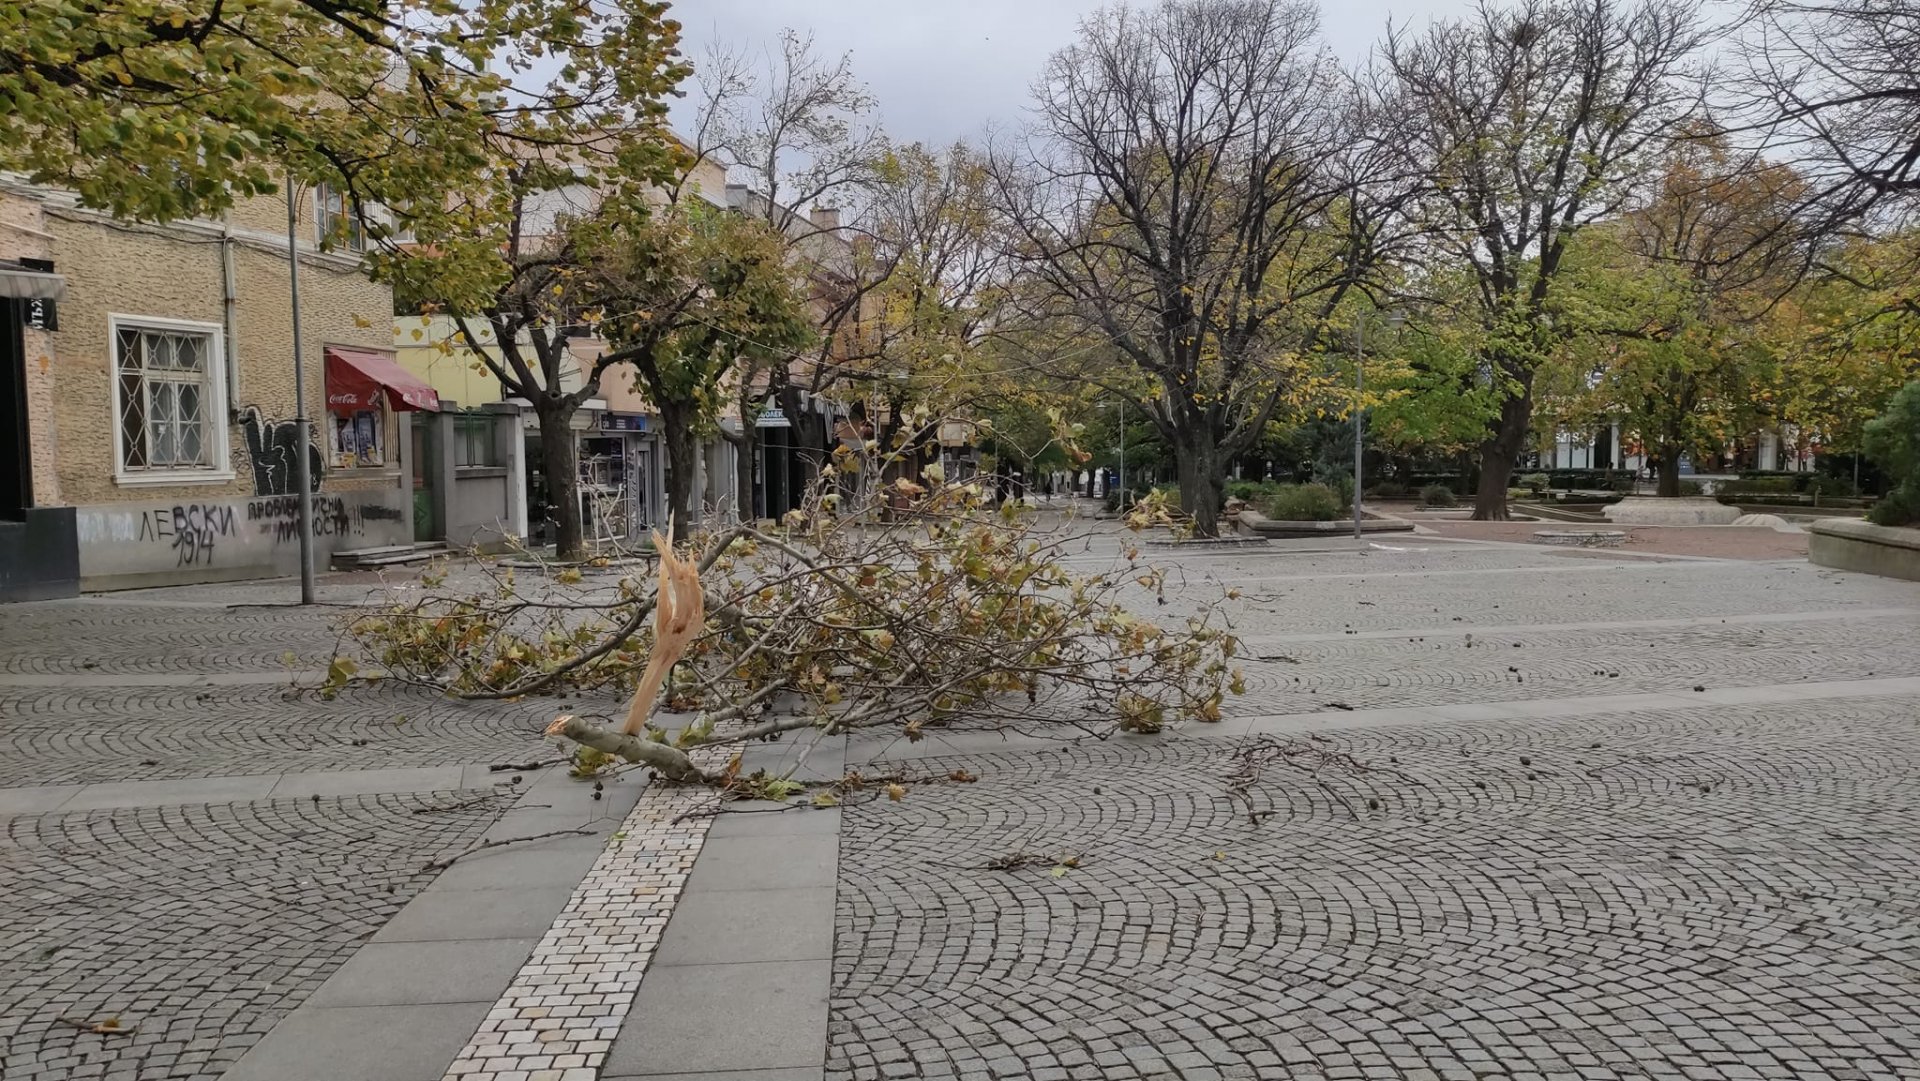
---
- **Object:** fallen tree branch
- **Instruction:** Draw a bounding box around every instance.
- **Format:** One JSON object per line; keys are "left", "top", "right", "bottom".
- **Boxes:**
{"left": 546, "top": 715, "right": 710, "bottom": 782}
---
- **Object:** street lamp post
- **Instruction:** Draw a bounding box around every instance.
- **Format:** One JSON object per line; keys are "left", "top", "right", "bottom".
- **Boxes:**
{"left": 1353, "top": 313, "right": 1365, "bottom": 541}
{"left": 286, "top": 175, "right": 316, "bottom": 604}
{"left": 1115, "top": 398, "right": 1126, "bottom": 501}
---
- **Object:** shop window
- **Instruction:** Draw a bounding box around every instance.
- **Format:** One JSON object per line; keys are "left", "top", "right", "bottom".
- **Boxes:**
{"left": 112, "top": 317, "right": 229, "bottom": 481}
{"left": 330, "top": 408, "right": 384, "bottom": 467}
{"left": 454, "top": 413, "right": 500, "bottom": 467}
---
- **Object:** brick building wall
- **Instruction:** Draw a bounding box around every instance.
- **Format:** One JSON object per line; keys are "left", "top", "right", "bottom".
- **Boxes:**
{"left": 3, "top": 179, "right": 415, "bottom": 588}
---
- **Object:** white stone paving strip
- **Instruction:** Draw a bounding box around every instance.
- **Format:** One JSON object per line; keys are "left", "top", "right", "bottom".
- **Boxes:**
{"left": 441, "top": 770, "right": 720, "bottom": 1081}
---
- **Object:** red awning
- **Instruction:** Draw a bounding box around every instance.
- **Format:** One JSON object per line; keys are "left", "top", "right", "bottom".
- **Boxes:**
{"left": 325, "top": 348, "right": 440, "bottom": 412}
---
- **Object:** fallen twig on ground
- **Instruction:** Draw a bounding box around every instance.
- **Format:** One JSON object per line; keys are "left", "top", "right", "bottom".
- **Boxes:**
{"left": 419, "top": 828, "right": 595, "bottom": 873}
{"left": 1226, "top": 736, "right": 1416, "bottom": 822}
{"left": 54, "top": 1016, "right": 137, "bottom": 1036}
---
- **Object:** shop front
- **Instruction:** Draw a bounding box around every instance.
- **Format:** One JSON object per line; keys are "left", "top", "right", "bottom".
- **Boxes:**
{"left": 323, "top": 346, "right": 440, "bottom": 540}
{"left": 582, "top": 412, "right": 662, "bottom": 545}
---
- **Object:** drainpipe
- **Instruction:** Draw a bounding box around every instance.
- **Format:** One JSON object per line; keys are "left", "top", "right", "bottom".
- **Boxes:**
{"left": 221, "top": 210, "right": 240, "bottom": 401}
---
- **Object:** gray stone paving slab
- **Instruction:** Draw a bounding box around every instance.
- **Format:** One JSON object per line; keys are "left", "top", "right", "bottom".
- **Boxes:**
{"left": 0, "top": 783, "right": 80, "bottom": 815}
{"left": 739, "top": 732, "right": 849, "bottom": 783}
{"left": 372, "top": 885, "right": 582, "bottom": 943}
{"left": 654, "top": 887, "right": 837, "bottom": 966}
{"left": 604, "top": 1071, "right": 824, "bottom": 1081}
{"left": 268, "top": 765, "right": 469, "bottom": 798}
{"left": 56, "top": 772, "right": 280, "bottom": 809}
{"left": 307, "top": 938, "right": 541, "bottom": 1007}
{"left": 682, "top": 833, "right": 840, "bottom": 891}
{"left": 604, "top": 960, "right": 832, "bottom": 1076}
{"left": 422, "top": 833, "right": 609, "bottom": 891}
{"left": 219, "top": 1001, "right": 492, "bottom": 1081}
{"left": 1238, "top": 604, "right": 1920, "bottom": 644}
{"left": 706, "top": 805, "right": 843, "bottom": 838}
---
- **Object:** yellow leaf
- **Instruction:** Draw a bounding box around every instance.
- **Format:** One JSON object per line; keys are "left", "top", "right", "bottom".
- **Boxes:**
{"left": 410, "top": 329, "right": 424, "bottom": 341}
{"left": 886, "top": 783, "right": 907, "bottom": 802}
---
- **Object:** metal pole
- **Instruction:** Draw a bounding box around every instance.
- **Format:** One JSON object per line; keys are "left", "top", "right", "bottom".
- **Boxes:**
{"left": 1117, "top": 399, "right": 1126, "bottom": 500}
{"left": 286, "top": 175, "right": 316, "bottom": 604}
{"left": 1353, "top": 312, "right": 1364, "bottom": 541}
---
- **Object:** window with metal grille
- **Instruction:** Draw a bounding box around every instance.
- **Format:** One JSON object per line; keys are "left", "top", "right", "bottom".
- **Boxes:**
{"left": 316, "top": 183, "right": 366, "bottom": 253}
{"left": 116, "top": 324, "right": 217, "bottom": 472}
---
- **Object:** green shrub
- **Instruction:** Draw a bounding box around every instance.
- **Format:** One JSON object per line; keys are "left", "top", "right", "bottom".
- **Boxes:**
{"left": 1506, "top": 488, "right": 1528, "bottom": 501}
{"left": 1546, "top": 468, "right": 1636, "bottom": 491}
{"left": 1420, "top": 484, "right": 1458, "bottom": 508}
{"left": 1226, "top": 480, "right": 1269, "bottom": 502}
{"left": 1367, "top": 480, "right": 1410, "bottom": 499}
{"left": 1865, "top": 381, "right": 1920, "bottom": 527}
{"left": 1806, "top": 474, "right": 1858, "bottom": 499}
{"left": 1677, "top": 479, "right": 1704, "bottom": 497}
{"left": 1519, "top": 472, "right": 1549, "bottom": 493}
{"left": 1728, "top": 475, "right": 1796, "bottom": 494}
{"left": 1262, "top": 483, "right": 1344, "bottom": 521}
{"left": 1313, "top": 469, "right": 1355, "bottom": 508}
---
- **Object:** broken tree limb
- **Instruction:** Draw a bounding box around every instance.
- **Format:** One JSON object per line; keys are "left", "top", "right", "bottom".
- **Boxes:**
{"left": 620, "top": 527, "right": 707, "bottom": 736}
{"left": 547, "top": 715, "right": 710, "bottom": 782}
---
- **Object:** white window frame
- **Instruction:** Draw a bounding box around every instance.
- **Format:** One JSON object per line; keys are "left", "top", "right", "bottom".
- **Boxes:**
{"left": 109, "top": 314, "right": 235, "bottom": 487}
{"left": 315, "top": 182, "right": 366, "bottom": 253}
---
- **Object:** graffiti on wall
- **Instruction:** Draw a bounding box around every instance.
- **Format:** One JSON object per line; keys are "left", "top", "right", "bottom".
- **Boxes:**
{"left": 130, "top": 504, "right": 238, "bottom": 566}
{"left": 79, "top": 495, "right": 409, "bottom": 571}
{"left": 244, "top": 496, "right": 404, "bottom": 543}
{"left": 237, "top": 406, "right": 324, "bottom": 496}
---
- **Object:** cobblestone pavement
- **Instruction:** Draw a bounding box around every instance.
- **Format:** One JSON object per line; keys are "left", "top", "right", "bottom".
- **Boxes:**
{"left": 832, "top": 696, "right": 1920, "bottom": 1081}
{"left": 8, "top": 529, "right": 1920, "bottom": 1081}
{"left": 0, "top": 586, "right": 569, "bottom": 1081}
{"left": 1, "top": 791, "right": 501, "bottom": 1081}
{"left": 831, "top": 534, "right": 1920, "bottom": 1081}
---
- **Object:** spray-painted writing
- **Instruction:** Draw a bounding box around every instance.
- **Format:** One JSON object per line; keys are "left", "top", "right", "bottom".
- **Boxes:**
{"left": 134, "top": 504, "right": 238, "bottom": 566}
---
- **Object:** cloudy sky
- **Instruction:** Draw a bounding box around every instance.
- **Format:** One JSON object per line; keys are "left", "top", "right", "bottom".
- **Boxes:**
{"left": 668, "top": 0, "right": 1481, "bottom": 148}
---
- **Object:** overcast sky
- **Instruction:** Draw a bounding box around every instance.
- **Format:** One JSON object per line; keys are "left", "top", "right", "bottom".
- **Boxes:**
{"left": 667, "top": 0, "right": 1482, "bottom": 148}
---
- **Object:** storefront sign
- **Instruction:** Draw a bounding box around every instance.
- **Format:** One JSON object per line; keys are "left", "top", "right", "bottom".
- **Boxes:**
{"left": 600, "top": 414, "right": 649, "bottom": 432}
{"left": 755, "top": 408, "right": 791, "bottom": 429}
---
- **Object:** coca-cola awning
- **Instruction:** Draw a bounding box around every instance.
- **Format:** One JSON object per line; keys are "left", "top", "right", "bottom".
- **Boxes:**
{"left": 324, "top": 348, "right": 440, "bottom": 412}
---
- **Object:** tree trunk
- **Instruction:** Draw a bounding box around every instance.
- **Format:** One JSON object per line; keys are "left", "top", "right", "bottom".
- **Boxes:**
{"left": 783, "top": 385, "right": 824, "bottom": 512}
{"left": 1656, "top": 446, "right": 1681, "bottom": 498}
{"left": 1173, "top": 430, "right": 1224, "bottom": 537}
{"left": 1471, "top": 384, "right": 1532, "bottom": 521}
{"left": 1473, "top": 451, "right": 1514, "bottom": 520}
{"left": 659, "top": 404, "right": 699, "bottom": 543}
{"left": 538, "top": 403, "right": 585, "bottom": 561}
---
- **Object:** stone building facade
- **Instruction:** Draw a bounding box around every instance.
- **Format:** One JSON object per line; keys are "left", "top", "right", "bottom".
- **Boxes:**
{"left": 1, "top": 179, "right": 420, "bottom": 598}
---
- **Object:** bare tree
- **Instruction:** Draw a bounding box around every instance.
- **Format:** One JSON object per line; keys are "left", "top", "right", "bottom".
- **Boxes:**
{"left": 1739, "top": 0, "right": 1920, "bottom": 234}
{"left": 692, "top": 30, "right": 890, "bottom": 520}
{"left": 1384, "top": 0, "right": 1709, "bottom": 518}
{"left": 994, "top": 0, "right": 1394, "bottom": 535}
